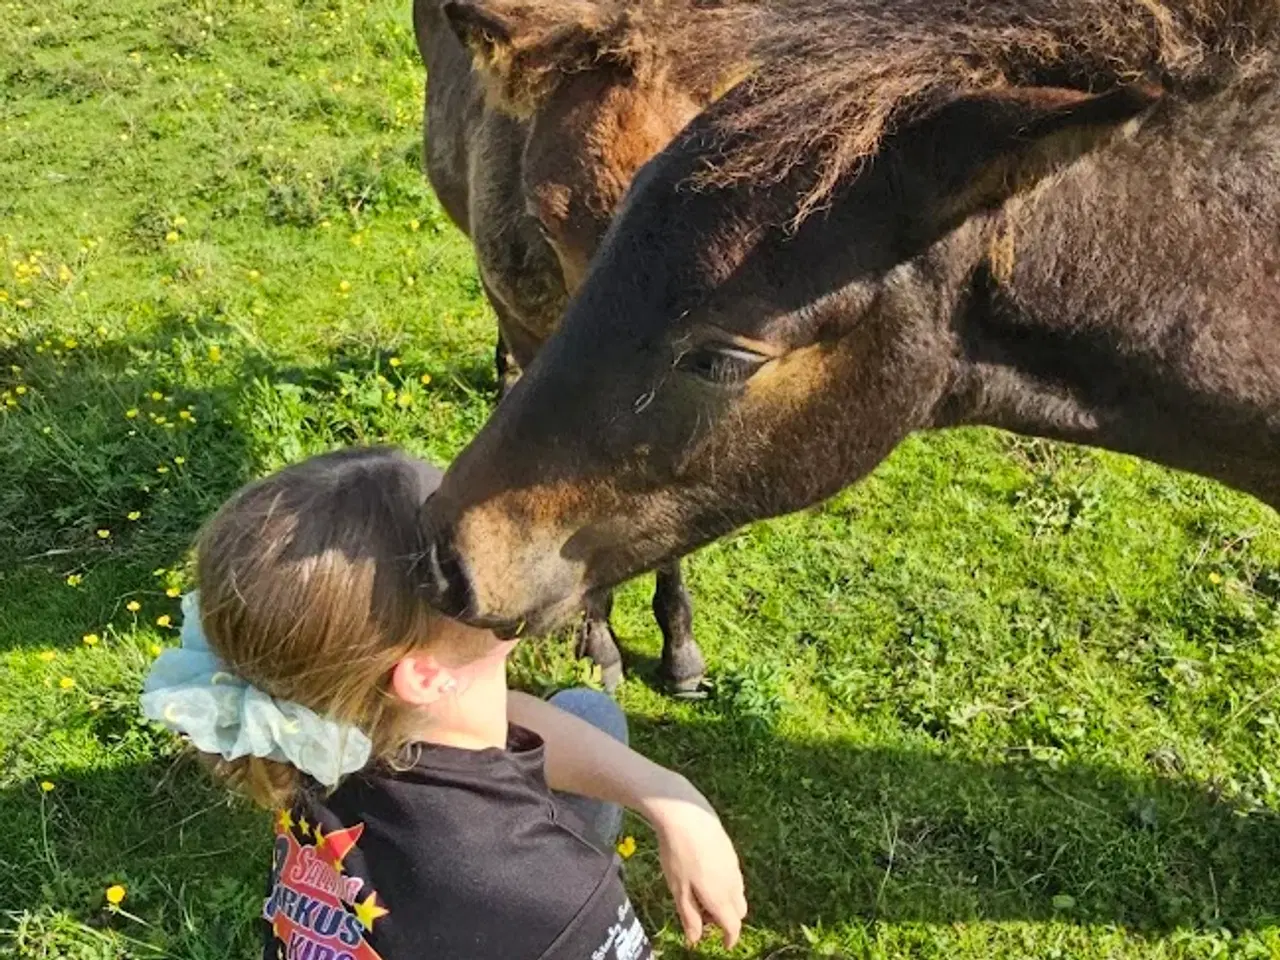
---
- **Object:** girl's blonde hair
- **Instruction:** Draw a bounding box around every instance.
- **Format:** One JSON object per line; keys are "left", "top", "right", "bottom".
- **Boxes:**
{"left": 195, "top": 446, "right": 440, "bottom": 809}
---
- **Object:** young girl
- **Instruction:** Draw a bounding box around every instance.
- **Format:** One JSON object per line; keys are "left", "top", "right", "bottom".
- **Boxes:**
{"left": 141, "top": 446, "right": 746, "bottom": 960}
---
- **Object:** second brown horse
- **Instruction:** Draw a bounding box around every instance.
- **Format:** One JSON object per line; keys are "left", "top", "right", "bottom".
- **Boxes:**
{"left": 411, "top": 0, "right": 744, "bottom": 691}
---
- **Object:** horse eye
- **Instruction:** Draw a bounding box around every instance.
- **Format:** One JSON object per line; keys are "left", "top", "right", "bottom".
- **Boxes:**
{"left": 676, "top": 344, "right": 768, "bottom": 386}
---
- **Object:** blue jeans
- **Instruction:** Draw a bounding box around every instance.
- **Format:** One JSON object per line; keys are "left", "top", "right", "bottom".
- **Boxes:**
{"left": 548, "top": 688, "right": 628, "bottom": 849}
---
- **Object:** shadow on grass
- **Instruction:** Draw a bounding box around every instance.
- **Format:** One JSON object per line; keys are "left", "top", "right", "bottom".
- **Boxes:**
{"left": 629, "top": 713, "right": 1280, "bottom": 937}
{"left": 0, "top": 756, "right": 269, "bottom": 958}
{"left": 1, "top": 711, "right": 1275, "bottom": 951}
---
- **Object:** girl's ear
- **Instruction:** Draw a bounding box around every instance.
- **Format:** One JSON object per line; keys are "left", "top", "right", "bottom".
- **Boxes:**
{"left": 391, "top": 654, "right": 458, "bottom": 706}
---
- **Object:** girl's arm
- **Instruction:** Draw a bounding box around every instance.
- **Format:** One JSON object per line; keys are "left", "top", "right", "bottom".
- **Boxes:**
{"left": 508, "top": 690, "right": 747, "bottom": 948}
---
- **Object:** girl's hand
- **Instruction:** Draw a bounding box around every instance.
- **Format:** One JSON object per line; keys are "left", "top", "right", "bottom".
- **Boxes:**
{"left": 643, "top": 776, "right": 747, "bottom": 948}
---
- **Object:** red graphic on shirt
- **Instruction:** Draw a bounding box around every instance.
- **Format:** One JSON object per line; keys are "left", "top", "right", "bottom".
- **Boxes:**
{"left": 263, "top": 811, "right": 389, "bottom": 960}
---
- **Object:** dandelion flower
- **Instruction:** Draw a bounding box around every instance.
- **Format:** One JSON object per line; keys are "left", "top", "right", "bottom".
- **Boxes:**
{"left": 149, "top": 643, "right": 163, "bottom": 657}
{"left": 179, "top": 410, "right": 192, "bottom": 421}
{"left": 397, "top": 392, "right": 413, "bottom": 408}
{"left": 156, "top": 615, "right": 172, "bottom": 628}
{"left": 66, "top": 574, "right": 83, "bottom": 587}
{"left": 63, "top": 338, "right": 77, "bottom": 349}
{"left": 388, "top": 356, "right": 402, "bottom": 368}
{"left": 40, "top": 781, "right": 55, "bottom": 793}
{"left": 320, "top": 220, "right": 332, "bottom": 229}
{"left": 248, "top": 269, "right": 260, "bottom": 281}
{"left": 1209, "top": 572, "right": 1223, "bottom": 584}
{"left": 419, "top": 373, "right": 431, "bottom": 386}
{"left": 15, "top": 385, "right": 27, "bottom": 395}
{"left": 127, "top": 511, "right": 141, "bottom": 521}
{"left": 59, "top": 677, "right": 76, "bottom": 690}
{"left": 96, "top": 529, "right": 111, "bottom": 539}
{"left": 166, "top": 586, "right": 180, "bottom": 598}
{"left": 105, "top": 885, "right": 127, "bottom": 906}
{"left": 338, "top": 280, "right": 351, "bottom": 293}
{"left": 165, "top": 231, "right": 179, "bottom": 243}
{"left": 207, "top": 345, "right": 222, "bottom": 363}
{"left": 38, "top": 651, "right": 56, "bottom": 662}
{"left": 156, "top": 465, "right": 169, "bottom": 474}
{"left": 125, "top": 408, "right": 138, "bottom": 419}
{"left": 126, "top": 601, "right": 141, "bottom": 613}
{"left": 82, "top": 633, "right": 100, "bottom": 646}
{"left": 409, "top": 219, "right": 420, "bottom": 231}
{"left": 174, "top": 456, "right": 185, "bottom": 465}
{"left": 616, "top": 836, "right": 637, "bottom": 859}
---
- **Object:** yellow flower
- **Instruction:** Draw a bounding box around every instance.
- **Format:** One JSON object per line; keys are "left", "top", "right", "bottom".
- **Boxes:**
{"left": 397, "top": 392, "right": 413, "bottom": 408}
{"left": 82, "top": 633, "right": 101, "bottom": 646}
{"left": 59, "top": 677, "right": 76, "bottom": 690}
{"left": 150, "top": 391, "right": 163, "bottom": 401}
{"left": 63, "top": 338, "right": 77, "bottom": 349}
{"left": 409, "top": 219, "right": 420, "bottom": 231}
{"left": 616, "top": 835, "right": 637, "bottom": 859}
{"left": 419, "top": 373, "right": 432, "bottom": 386}
{"left": 166, "top": 586, "right": 180, "bottom": 598}
{"left": 156, "top": 615, "right": 172, "bottom": 628}
{"left": 179, "top": 409, "right": 192, "bottom": 420}
{"left": 173, "top": 216, "right": 188, "bottom": 227}
{"left": 320, "top": 220, "right": 332, "bottom": 229}
{"left": 66, "top": 574, "right": 83, "bottom": 587}
{"left": 126, "top": 600, "right": 141, "bottom": 613}
{"left": 248, "top": 269, "right": 260, "bottom": 281}
{"left": 105, "top": 885, "right": 127, "bottom": 906}
{"left": 97, "top": 326, "right": 108, "bottom": 337}
{"left": 338, "top": 280, "right": 351, "bottom": 293}
{"left": 58, "top": 265, "right": 73, "bottom": 283}
{"left": 165, "top": 231, "right": 179, "bottom": 243}
{"left": 174, "top": 456, "right": 185, "bottom": 465}
{"left": 40, "top": 781, "right": 55, "bottom": 793}
{"left": 156, "top": 465, "right": 169, "bottom": 474}
{"left": 1208, "top": 572, "right": 1223, "bottom": 585}
{"left": 127, "top": 511, "right": 141, "bottom": 521}
{"left": 208, "top": 344, "right": 223, "bottom": 363}
{"left": 388, "top": 357, "right": 402, "bottom": 368}
{"left": 149, "top": 643, "right": 163, "bottom": 657}
{"left": 15, "top": 385, "right": 27, "bottom": 395}
{"left": 96, "top": 528, "right": 111, "bottom": 539}
{"left": 125, "top": 408, "right": 138, "bottom": 419}
{"left": 38, "top": 651, "right": 57, "bottom": 662}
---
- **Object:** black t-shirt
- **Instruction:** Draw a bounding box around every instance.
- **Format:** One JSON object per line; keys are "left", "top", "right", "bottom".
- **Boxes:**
{"left": 261, "top": 725, "right": 653, "bottom": 960}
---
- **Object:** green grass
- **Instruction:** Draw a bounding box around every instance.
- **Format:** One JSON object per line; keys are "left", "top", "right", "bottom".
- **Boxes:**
{"left": 2, "top": 1, "right": 1279, "bottom": 957}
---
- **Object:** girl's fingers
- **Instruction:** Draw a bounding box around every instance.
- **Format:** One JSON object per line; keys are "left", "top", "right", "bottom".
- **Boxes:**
{"left": 677, "top": 891, "right": 704, "bottom": 945}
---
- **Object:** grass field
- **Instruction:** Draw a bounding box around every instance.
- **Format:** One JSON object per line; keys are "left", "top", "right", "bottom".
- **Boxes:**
{"left": 3, "top": 1, "right": 1280, "bottom": 957}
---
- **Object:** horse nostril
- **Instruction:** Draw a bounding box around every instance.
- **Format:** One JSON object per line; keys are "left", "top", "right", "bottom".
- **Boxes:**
{"left": 417, "top": 531, "right": 475, "bottom": 619}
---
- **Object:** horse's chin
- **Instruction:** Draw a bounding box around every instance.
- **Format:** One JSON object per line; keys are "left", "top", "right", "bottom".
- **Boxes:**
{"left": 462, "top": 590, "right": 589, "bottom": 641}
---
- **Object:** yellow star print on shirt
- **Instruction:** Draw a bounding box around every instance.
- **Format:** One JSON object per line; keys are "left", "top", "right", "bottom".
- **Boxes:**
{"left": 297, "top": 815, "right": 311, "bottom": 838}
{"left": 353, "top": 891, "right": 389, "bottom": 931}
{"left": 276, "top": 809, "right": 294, "bottom": 834}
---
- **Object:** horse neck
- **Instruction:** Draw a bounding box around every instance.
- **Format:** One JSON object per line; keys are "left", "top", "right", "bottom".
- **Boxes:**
{"left": 943, "top": 73, "right": 1280, "bottom": 508}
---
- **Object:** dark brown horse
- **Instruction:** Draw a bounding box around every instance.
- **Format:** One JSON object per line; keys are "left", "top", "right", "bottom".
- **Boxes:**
{"left": 412, "top": 0, "right": 748, "bottom": 689}
{"left": 417, "top": 0, "right": 1280, "bottom": 641}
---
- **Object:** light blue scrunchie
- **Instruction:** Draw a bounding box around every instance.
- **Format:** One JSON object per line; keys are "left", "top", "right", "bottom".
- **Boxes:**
{"left": 140, "top": 592, "right": 372, "bottom": 788}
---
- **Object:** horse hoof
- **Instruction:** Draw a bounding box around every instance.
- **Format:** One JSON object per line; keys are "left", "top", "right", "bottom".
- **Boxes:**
{"left": 600, "top": 661, "right": 624, "bottom": 694}
{"left": 665, "top": 675, "right": 708, "bottom": 701}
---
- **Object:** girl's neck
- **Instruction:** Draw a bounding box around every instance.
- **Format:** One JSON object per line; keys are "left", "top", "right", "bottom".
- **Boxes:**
{"left": 410, "top": 656, "right": 509, "bottom": 750}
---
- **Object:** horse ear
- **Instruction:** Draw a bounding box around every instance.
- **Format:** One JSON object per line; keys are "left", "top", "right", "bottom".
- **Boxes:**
{"left": 442, "top": 0, "right": 604, "bottom": 115}
{"left": 925, "top": 84, "right": 1162, "bottom": 225}
{"left": 442, "top": 1, "right": 515, "bottom": 69}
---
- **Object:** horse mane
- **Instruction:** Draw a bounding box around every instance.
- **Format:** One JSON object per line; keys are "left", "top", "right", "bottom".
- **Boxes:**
{"left": 698, "top": 0, "right": 1280, "bottom": 220}
{"left": 503, "top": 0, "right": 1280, "bottom": 221}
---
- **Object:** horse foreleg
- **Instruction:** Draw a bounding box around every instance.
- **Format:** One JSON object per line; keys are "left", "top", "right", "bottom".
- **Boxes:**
{"left": 577, "top": 588, "right": 623, "bottom": 693}
{"left": 653, "top": 560, "right": 706, "bottom": 697}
